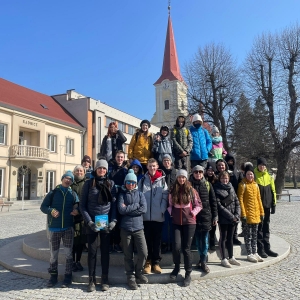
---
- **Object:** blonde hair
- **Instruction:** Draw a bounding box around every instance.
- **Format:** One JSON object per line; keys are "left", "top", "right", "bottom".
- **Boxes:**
{"left": 73, "top": 165, "right": 86, "bottom": 174}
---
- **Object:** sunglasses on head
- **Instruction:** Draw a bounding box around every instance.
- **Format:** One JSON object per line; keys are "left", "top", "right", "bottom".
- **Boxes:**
{"left": 194, "top": 170, "right": 203, "bottom": 174}
{"left": 125, "top": 181, "right": 136, "bottom": 185}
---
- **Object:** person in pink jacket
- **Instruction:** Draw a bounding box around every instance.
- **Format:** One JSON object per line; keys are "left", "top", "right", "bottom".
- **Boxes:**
{"left": 168, "top": 169, "right": 202, "bottom": 286}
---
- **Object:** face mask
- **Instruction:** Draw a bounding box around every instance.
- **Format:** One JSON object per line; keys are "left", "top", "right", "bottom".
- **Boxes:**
{"left": 194, "top": 123, "right": 201, "bottom": 129}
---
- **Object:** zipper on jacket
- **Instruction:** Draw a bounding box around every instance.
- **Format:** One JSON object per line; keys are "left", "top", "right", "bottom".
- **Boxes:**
{"left": 60, "top": 189, "right": 67, "bottom": 228}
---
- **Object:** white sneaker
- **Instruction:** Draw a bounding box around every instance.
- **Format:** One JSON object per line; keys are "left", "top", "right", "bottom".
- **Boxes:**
{"left": 254, "top": 253, "right": 264, "bottom": 262}
{"left": 247, "top": 254, "right": 258, "bottom": 263}
{"left": 221, "top": 258, "right": 232, "bottom": 268}
{"left": 228, "top": 256, "right": 241, "bottom": 266}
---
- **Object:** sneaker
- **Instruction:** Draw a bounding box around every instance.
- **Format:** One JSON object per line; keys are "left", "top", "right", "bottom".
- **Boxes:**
{"left": 143, "top": 260, "right": 152, "bottom": 274}
{"left": 72, "top": 262, "right": 78, "bottom": 272}
{"left": 87, "top": 277, "right": 96, "bottom": 293}
{"left": 101, "top": 275, "right": 109, "bottom": 291}
{"left": 127, "top": 277, "right": 138, "bottom": 290}
{"left": 152, "top": 264, "right": 162, "bottom": 274}
{"left": 135, "top": 274, "right": 148, "bottom": 284}
{"left": 200, "top": 262, "right": 210, "bottom": 273}
{"left": 221, "top": 258, "right": 231, "bottom": 268}
{"left": 228, "top": 256, "right": 241, "bottom": 266}
{"left": 170, "top": 264, "right": 180, "bottom": 280}
{"left": 114, "top": 244, "right": 123, "bottom": 253}
{"left": 254, "top": 253, "right": 264, "bottom": 262}
{"left": 183, "top": 272, "right": 191, "bottom": 287}
{"left": 76, "top": 262, "right": 83, "bottom": 271}
{"left": 61, "top": 273, "right": 72, "bottom": 288}
{"left": 233, "top": 238, "right": 242, "bottom": 245}
{"left": 247, "top": 254, "right": 258, "bottom": 263}
{"left": 258, "top": 250, "right": 268, "bottom": 258}
{"left": 266, "top": 249, "right": 278, "bottom": 257}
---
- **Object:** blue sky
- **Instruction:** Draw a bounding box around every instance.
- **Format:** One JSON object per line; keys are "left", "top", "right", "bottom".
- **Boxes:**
{"left": 1, "top": 0, "right": 300, "bottom": 121}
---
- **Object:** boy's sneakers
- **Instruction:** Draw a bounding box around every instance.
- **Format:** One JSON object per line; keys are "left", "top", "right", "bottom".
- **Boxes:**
{"left": 247, "top": 254, "right": 258, "bottom": 263}
{"left": 221, "top": 258, "right": 231, "bottom": 268}
{"left": 228, "top": 256, "right": 241, "bottom": 266}
{"left": 135, "top": 274, "right": 148, "bottom": 284}
{"left": 254, "top": 253, "right": 264, "bottom": 262}
{"left": 127, "top": 277, "right": 138, "bottom": 290}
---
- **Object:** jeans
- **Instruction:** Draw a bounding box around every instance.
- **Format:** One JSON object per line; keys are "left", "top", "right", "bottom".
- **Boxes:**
{"left": 174, "top": 156, "right": 188, "bottom": 170}
{"left": 87, "top": 230, "right": 110, "bottom": 277}
{"left": 172, "top": 224, "right": 196, "bottom": 272}
{"left": 120, "top": 228, "right": 147, "bottom": 276}
{"left": 194, "top": 229, "right": 209, "bottom": 262}
{"left": 162, "top": 211, "right": 173, "bottom": 245}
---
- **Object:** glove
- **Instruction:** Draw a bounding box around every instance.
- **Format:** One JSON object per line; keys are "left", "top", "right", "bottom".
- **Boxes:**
{"left": 88, "top": 221, "right": 98, "bottom": 232}
{"left": 108, "top": 221, "right": 116, "bottom": 231}
{"left": 260, "top": 216, "right": 264, "bottom": 223}
{"left": 271, "top": 206, "right": 276, "bottom": 214}
{"left": 241, "top": 217, "right": 247, "bottom": 224}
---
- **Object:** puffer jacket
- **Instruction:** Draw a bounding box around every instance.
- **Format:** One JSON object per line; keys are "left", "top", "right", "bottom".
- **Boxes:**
{"left": 214, "top": 181, "right": 240, "bottom": 225}
{"left": 100, "top": 130, "right": 127, "bottom": 159}
{"left": 128, "top": 130, "right": 153, "bottom": 164}
{"left": 167, "top": 188, "right": 202, "bottom": 225}
{"left": 190, "top": 176, "right": 218, "bottom": 231}
{"left": 237, "top": 178, "right": 264, "bottom": 224}
{"left": 138, "top": 170, "right": 168, "bottom": 222}
{"left": 152, "top": 133, "right": 174, "bottom": 165}
{"left": 118, "top": 187, "right": 147, "bottom": 232}
{"left": 161, "top": 166, "right": 177, "bottom": 190}
{"left": 254, "top": 167, "right": 276, "bottom": 208}
{"left": 171, "top": 126, "right": 193, "bottom": 155}
{"left": 80, "top": 176, "right": 117, "bottom": 234}
{"left": 71, "top": 177, "right": 86, "bottom": 199}
{"left": 189, "top": 125, "right": 212, "bottom": 161}
{"left": 41, "top": 185, "right": 79, "bottom": 229}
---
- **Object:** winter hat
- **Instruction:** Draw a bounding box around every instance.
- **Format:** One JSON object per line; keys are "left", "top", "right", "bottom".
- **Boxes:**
{"left": 61, "top": 170, "right": 74, "bottom": 182}
{"left": 124, "top": 169, "right": 137, "bottom": 184}
{"left": 211, "top": 125, "right": 219, "bottom": 134}
{"left": 245, "top": 164, "right": 255, "bottom": 175}
{"left": 94, "top": 159, "right": 108, "bottom": 171}
{"left": 192, "top": 114, "right": 203, "bottom": 124}
{"left": 257, "top": 157, "right": 267, "bottom": 167}
{"left": 192, "top": 165, "right": 204, "bottom": 173}
{"left": 140, "top": 119, "right": 151, "bottom": 128}
{"left": 81, "top": 155, "right": 91, "bottom": 164}
{"left": 160, "top": 125, "right": 169, "bottom": 133}
{"left": 176, "top": 169, "right": 188, "bottom": 179}
{"left": 163, "top": 154, "right": 172, "bottom": 162}
{"left": 206, "top": 161, "right": 216, "bottom": 172}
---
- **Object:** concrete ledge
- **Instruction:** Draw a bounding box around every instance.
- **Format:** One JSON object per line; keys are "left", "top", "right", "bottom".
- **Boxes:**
{"left": 0, "top": 233, "right": 290, "bottom": 284}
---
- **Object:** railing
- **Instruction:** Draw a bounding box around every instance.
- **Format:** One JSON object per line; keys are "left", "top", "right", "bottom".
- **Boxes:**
{"left": 9, "top": 145, "right": 50, "bottom": 161}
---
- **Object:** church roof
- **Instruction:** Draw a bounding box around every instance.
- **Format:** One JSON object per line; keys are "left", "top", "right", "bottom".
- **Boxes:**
{"left": 154, "top": 16, "right": 184, "bottom": 85}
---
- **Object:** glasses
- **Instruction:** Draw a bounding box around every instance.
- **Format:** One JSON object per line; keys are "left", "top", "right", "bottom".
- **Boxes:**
{"left": 194, "top": 171, "right": 203, "bottom": 174}
{"left": 64, "top": 177, "right": 72, "bottom": 181}
{"left": 125, "top": 181, "right": 136, "bottom": 185}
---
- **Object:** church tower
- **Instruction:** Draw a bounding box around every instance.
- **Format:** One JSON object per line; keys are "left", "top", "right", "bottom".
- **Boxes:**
{"left": 151, "top": 5, "right": 188, "bottom": 129}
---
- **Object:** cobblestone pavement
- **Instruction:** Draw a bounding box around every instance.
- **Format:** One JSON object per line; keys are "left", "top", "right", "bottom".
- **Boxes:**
{"left": 0, "top": 195, "right": 300, "bottom": 300}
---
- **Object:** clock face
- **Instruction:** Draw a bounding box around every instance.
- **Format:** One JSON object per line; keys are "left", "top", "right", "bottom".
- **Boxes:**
{"left": 163, "top": 82, "right": 169, "bottom": 89}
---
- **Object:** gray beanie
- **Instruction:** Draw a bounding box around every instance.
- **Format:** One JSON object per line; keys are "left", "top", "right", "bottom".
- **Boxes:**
{"left": 94, "top": 159, "right": 108, "bottom": 171}
{"left": 163, "top": 154, "right": 172, "bottom": 161}
{"left": 176, "top": 169, "right": 188, "bottom": 179}
{"left": 192, "top": 165, "right": 204, "bottom": 173}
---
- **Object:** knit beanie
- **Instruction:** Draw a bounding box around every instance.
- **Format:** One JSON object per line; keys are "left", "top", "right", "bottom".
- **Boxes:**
{"left": 140, "top": 119, "right": 151, "bottom": 128}
{"left": 94, "top": 159, "right": 108, "bottom": 171}
{"left": 124, "top": 169, "right": 137, "bottom": 184}
{"left": 206, "top": 161, "right": 216, "bottom": 172}
{"left": 257, "top": 157, "right": 267, "bottom": 167}
{"left": 176, "top": 169, "right": 188, "bottom": 179}
{"left": 81, "top": 155, "right": 91, "bottom": 164}
{"left": 245, "top": 165, "right": 255, "bottom": 175}
{"left": 192, "top": 114, "right": 203, "bottom": 124}
{"left": 61, "top": 170, "right": 74, "bottom": 182}
{"left": 211, "top": 125, "right": 219, "bottom": 134}
{"left": 192, "top": 165, "right": 204, "bottom": 173}
{"left": 163, "top": 154, "right": 172, "bottom": 162}
{"left": 160, "top": 125, "right": 169, "bottom": 133}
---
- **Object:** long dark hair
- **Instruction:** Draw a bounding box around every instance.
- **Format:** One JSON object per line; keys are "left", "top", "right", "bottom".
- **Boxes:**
{"left": 170, "top": 179, "right": 192, "bottom": 205}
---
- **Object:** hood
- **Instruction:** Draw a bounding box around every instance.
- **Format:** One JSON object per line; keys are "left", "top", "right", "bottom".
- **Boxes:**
{"left": 215, "top": 158, "right": 229, "bottom": 174}
{"left": 130, "top": 159, "right": 143, "bottom": 169}
{"left": 175, "top": 116, "right": 185, "bottom": 128}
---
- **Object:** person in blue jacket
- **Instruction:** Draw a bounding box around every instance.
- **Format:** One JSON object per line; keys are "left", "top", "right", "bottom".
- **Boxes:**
{"left": 40, "top": 170, "right": 79, "bottom": 288}
{"left": 189, "top": 114, "right": 212, "bottom": 169}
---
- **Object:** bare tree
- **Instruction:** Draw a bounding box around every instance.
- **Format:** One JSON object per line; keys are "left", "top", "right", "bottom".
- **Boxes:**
{"left": 184, "top": 43, "right": 241, "bottom": 150}
{"left": 244, "top": 24, "right": 300, "bottom": 193}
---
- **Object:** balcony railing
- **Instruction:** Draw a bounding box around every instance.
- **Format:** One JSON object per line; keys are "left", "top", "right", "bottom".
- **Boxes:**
{"left": 10, "top": 145, "right": 50, "bottom": 161}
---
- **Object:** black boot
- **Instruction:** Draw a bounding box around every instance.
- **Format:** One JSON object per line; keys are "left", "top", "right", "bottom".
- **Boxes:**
{"left": 47, "top": 270, "right": 58, "bottom": 287}
{"left": 87, "top": 276, "right": 96, "bottom": 293}
{"left": 101, "top": 274, "right": 109, "bottom": 291}
{"left": 266, "top": 249, "right": 278, "bottom": 257}
{"left": 258, "top": 249, "right": 268, "bottom": 258}
{"left": 127, "top": 275, "right": 138, "bottom": 290}
{"left": 200, "top": 262, "right": 210, "bottom": 273}
{"left": 61, "top": 273, "right": 72, "bottom": 288}
{"left": 183, "top": 271, "right": 191, "bottom": 287}
{"left": 170, "top": 264, "right": 180, "bottom": 280}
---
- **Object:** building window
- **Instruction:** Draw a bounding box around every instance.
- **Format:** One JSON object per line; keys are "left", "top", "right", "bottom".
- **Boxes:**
{"left": 128, "top": 125, "right": 135, "bottom": 135}
{"left": 118, "top": 121, "right": 125, "bottom": 132}
{"left": 46, "top": 171, "right": 55, "bottom": 193}
{"left": 106, "top": 117, "right": 115, "bottom": 127}
{"left": 164, "top": 100, "right": 169, "bottom": 110}
{"left": 66, "top": 138, "right": 74, "bottom": 155}
{"left": 48, "top": 134, "right": 57, "bottom": 152}
{"left": 0, "top": 124, "right": 7, "bottom": 145}
{"left": 0, "top": 168, "right": 4, "bottom": 196}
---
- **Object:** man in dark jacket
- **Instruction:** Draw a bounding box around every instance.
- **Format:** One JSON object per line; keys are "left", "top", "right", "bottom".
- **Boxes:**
{"left": 190, "top": 165, "right": 218, "bottom": 273}
{"left": 82, "top": 155, "right": 93, "bottom": 179}
{"left": 40, "top": 171, "right": 79, "bottom": 288}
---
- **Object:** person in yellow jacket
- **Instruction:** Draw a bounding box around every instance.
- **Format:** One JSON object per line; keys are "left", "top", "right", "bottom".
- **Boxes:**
{"left": 254, "top": 157, "right": 278, "bottom": 258}
{"left": 128, "top": 120, "right": 153, "bottom": 173}
{"left": 237, "top": 165, "right": 264, "bottom": 263}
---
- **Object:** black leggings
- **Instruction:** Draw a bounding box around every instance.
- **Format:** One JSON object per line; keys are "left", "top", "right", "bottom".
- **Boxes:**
{"left": 218, "top": 223, "right": 234, "bottom": 260}
{"left": 72, "top": 244, "right": 84, "bottom": 262}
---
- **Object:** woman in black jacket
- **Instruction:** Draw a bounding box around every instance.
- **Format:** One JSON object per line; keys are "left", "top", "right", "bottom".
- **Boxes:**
{"left": 189, "top": 165, "right": 218, "bottom": 273}
{"left": 100, "top": 121, "right": 127, "bottom": 161}
{"left": 80, "top": 159, "right": 117, "bottom": 293}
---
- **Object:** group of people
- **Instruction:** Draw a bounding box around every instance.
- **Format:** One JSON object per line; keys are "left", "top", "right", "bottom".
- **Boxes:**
{"left": 40, "top": 115, "right": 277, "bottom": 291}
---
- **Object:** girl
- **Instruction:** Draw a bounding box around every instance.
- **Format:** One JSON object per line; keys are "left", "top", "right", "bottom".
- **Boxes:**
{"left": 237, "top": 165, "right": 265, "bottom": 263}
{"left": 168, "top": 169, "right": 202, "bottom": 287}
{"left": 214, "top": 171, "right": 241, "bottom": 268}
{"left": 128, "top": 159, "right": 144, "bottom": 182}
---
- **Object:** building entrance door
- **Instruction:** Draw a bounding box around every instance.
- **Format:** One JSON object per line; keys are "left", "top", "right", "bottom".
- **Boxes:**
{"left": 17, "top": 166, "right": 31, "bottom": 200}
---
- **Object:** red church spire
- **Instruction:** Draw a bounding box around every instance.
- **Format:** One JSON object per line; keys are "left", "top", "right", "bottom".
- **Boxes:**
{"left": 154, "top": 14, "right": 184, "bottom": 85}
